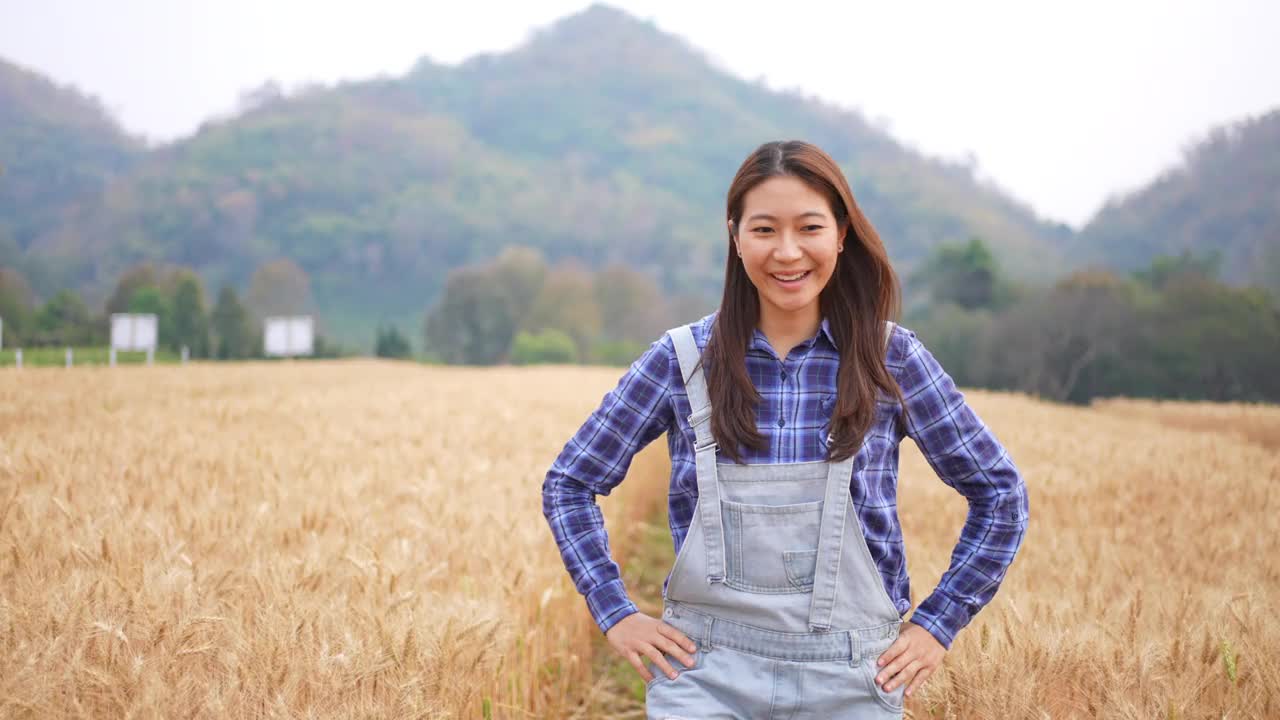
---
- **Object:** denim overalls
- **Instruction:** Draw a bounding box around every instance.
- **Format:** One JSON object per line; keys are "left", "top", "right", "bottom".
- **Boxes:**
{"left": 645, "top": 322, "right": 905, "bottom": 719}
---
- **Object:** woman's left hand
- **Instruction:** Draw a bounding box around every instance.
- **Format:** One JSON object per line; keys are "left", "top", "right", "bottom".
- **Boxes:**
{"left": 874, "top": 621, "right": 946, "bottom": 698}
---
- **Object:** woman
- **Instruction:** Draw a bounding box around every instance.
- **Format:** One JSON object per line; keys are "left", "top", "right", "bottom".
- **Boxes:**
{"left": 542, "top": 140, "right": 1029, "bottom": 718}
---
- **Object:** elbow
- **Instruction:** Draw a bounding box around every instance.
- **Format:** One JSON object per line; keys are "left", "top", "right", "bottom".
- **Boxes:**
{"left": 541, "top": 465, "right": 596, "bottom": 520}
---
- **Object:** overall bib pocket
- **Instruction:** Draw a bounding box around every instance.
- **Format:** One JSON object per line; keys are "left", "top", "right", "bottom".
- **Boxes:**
{"left": 721, "top": 498, "right": 822, "bottom": 594}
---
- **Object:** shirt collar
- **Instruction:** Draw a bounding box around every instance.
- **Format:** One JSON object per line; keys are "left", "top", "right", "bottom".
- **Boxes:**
{"left": 748, "top": 315, "right": 837, "bottom": 354}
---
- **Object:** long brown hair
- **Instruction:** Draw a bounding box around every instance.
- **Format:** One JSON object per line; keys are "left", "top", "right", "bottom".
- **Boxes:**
{"left": 702, "top": 140, "right": 908, "bottom": 464}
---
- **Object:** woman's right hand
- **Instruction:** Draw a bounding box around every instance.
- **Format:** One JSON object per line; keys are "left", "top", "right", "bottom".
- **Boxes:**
{"left": 605, "top": 611, "right": 699, "bottom": 684}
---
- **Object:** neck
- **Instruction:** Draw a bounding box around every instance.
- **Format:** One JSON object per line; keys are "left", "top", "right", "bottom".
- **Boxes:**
{"left": 757, "top": 299, "right": 821, "bottom": 345}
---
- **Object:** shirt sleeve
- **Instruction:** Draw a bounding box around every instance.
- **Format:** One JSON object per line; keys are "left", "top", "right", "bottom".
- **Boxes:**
{"left": 540, "top": 334, "right": 676, "bottom": 636}
{"left": 895, "top": 327, "right": 1030, "bottom": 650}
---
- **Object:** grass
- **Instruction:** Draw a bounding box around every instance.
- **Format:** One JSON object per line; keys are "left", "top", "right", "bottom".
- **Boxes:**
{"left": 0, "top": 346, "right": 182, "bottom": 366}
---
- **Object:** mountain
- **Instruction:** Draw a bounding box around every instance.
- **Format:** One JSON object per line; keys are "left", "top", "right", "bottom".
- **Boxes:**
{"left": 0, "top": 58, "right": 144, "bottom": 289}
{"left": 9, "top": 4, "right": 1075, "bottom": 345}
{"left": 1072, "top": 108, "right": 1280, "bottom": 295}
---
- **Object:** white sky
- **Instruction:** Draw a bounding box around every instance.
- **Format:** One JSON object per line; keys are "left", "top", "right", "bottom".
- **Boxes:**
{"left": 2, "top": 0, "right": 1277, "bottom": 228}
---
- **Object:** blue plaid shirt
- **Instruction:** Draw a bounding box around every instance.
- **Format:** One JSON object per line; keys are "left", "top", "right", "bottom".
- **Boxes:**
{"left": 541, "top": 311, "right": 1029, "bottom": 650}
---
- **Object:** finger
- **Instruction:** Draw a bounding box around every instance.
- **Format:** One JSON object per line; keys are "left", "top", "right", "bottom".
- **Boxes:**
{"left": 627, "top": 651, "right": 654, "bottom": 684}
{"left": 876, "top": 637, "right": 909, "bottom": 668}
{"left": 642, "top": 644, "right": 680, "bottom": 681}
{"left": 651, "top": 634, "right": 696, "bottom": 668}
{"left": 875, "top": 650, "right": 916, "bottom": 687}
{"left": 885, "top": 659, "right": 923, "bottom": 692}
{"left": 656, "top": 623, "right": 699, "bottom": 654}
{"left": 905, "top": 665, "right": 933, "bottom": 698}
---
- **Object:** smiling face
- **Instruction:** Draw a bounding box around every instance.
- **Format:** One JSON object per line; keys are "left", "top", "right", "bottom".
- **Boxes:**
{"left": 730, "top": 174, "right": 845, "bottom": 324}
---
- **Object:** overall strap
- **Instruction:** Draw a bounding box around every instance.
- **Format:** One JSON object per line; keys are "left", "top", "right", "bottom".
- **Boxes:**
{"left": 806, "top": 453, "right": 859, "bottom": 631}
{"left": 667, "top": 324, "right": 727, "bottom": 584}
{"left": 808, "top": 319, "right": 897, "bottom": 630}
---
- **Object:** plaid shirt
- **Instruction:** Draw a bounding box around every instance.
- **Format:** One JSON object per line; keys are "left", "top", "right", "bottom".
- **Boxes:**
{"left": 541, "top": 311, "right": 1029, "bottom": 650}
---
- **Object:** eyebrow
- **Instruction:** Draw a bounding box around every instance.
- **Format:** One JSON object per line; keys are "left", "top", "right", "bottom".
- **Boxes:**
{"left": 744, "top": 211, "right": 829, "bottom": 223}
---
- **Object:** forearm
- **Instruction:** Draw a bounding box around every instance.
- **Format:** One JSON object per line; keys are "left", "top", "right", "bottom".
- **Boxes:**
{"left": 908, "top": 479, "right": 1029, "bottom": 649}
{"left": 541, "top": 471, "right": 640, "bottom": 635}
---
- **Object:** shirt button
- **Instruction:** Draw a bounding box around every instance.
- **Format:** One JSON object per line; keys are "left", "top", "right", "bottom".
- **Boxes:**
{"left": 777, "top": 418, "right": 786, "bottom": 428}
{"left": 779, "top": 369, "right": 788, "bottom": 381}
{"left": 663, "top": 608, "right": 673, "bottom": 617}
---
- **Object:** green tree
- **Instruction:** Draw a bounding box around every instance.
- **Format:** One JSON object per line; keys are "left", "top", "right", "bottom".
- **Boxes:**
{"left": 521, "top": 261, "right": 602, "bottom": 362}
{"left": 1131, "top": 248, "right": 1223, "bottom": 290}
{"left": 34, "top": 289, "right": 94, "bottom": 346}
{"left": 211, "top": 285, "right": 252, "bottom": 359}
{"left": 375, "top": 323, "right": 412, "bottom": 358}
{"left": 0, "top": 266, "right": 35, "bottom": 346}
{"left": 914, "top": 237, "right": 1003, "bottom": 310}
{"left": 127, "top": 286, "right": 173, "bottom": 347}
{"left": 511, "top": 328, "right": 577, "bottom": 364}
{"left": 170, "top": 270, "right": 210, "bottom": 356}
{"left": 105, "top": 263, "right": 162, "bottom": 315}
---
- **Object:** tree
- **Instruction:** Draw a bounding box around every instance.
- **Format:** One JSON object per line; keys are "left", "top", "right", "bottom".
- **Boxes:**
{"left": 592, "top": 264, "right": 668, "bottom": 343}
{"left": 1131, "top": 248, "right": 1223, "bottom": 290}
{"left": 170, "top": 270, "right": 210, "bottom": 356}
{"left": 522, "top": 260, "right": 602, "bottom": 362}
{"left": 986, "top": 270, "right": 1136, "bottom": 403}
{"left": 127, "top": 286, "right": 173, "bottom": 349}
{"left": 34, "top": 289, "right": 94, "bottom": 346}
{"left": 423, "top": 264, "right": 516, "bottom": 364}
{"left": 105, "top": 263, "right": 162, "bottom": 315}
{"left": 913, "top": 237, "right": 1002, "bottom": 310}
{"left": 491, "top": 245, "right": 548, "bottom": 330}
{"left": 211, "top": 285, "right": 252, "bottom": 359}
{"left": 0, "top": 266, "right": 35, "bottom": 346}
{"left": 245, "top": 258, "right": 314, "bottom": 323}
{"left": 511, "top": 328, "right": 577, "bottom": 364}
{"left": 375, "top": 323, "right": 412, "bottom": 358}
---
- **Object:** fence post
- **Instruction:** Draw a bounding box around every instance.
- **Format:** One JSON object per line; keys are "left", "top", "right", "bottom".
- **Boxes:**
{"left": 66, "top": 347, "right": 72, "bottom": 368}
{"left": 14, "top": 348, "right": 21, "bottom": 369}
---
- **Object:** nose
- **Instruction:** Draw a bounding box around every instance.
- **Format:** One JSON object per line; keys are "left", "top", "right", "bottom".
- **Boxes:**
{"left": 774, "top": 230, "right": 804, "bottom": 261}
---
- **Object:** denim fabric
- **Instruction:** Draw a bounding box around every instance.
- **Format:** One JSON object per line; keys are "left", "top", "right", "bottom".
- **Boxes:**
{"left": 645, "top": 603, "right": 905, "bottom": 719}
{"left": 541, "top": 310, "right": 1029, "bottom": 650}
{"left": 641, "top": 323, "right": 905, "bottom": 718}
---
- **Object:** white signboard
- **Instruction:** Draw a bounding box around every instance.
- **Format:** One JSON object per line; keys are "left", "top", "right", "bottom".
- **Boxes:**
{"left": 110, "top": 313, "right": 158, "bottom": 351}
{"left": 264, "top": 315, "right": 314, "bottom": 357}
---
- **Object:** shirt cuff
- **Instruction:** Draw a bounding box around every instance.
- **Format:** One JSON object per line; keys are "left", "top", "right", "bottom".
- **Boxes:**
{"left": 907, "top": 590, "right": 974, "bottom": 650}
{"left": 586, "top": 577, "right": 640, "bottom": 636}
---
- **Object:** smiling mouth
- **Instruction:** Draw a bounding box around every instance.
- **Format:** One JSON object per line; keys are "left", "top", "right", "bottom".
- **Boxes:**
{"left": 771, "top": 270, "right": 811, "bottom": 282}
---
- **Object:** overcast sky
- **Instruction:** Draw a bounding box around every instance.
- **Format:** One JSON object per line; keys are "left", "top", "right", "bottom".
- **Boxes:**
{"left": 2, "top": 0, "right": 1277, "bottom": 227}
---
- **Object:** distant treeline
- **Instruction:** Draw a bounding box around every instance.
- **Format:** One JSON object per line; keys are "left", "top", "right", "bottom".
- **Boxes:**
{"left": 2, "top": 239, "right": 1276, "bottom": 404}
{"left": 903, "top": 239, "right": 1279, "bottom": 404}
{"left": 0, "top": 258, "right": 347, "bottom": 359}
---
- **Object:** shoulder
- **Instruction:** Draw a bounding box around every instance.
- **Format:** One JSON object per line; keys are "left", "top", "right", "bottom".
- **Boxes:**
{"left": 639, "top": 311, "right": 715, "bottom": 379}
{"left": 884, "top": 321, "right": 921, "bottom": 374}
{"left": 659, "top": 310, "right": 717, "bottom": 353}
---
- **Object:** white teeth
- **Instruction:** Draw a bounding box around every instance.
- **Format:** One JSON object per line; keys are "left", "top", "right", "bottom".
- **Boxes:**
{"left": 773, "top": 271, "right": 809, "bottom": 281}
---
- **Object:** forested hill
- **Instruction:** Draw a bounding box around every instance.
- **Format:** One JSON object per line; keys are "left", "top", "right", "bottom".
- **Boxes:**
{"left": 0, "top": 58, "right": 143, "bottom": 287}
{"left": 1073, "top": 109, "right": 1280, "bottom": 296}
{"left": 3, "top": 3, "right": 1074, "bottom": 345}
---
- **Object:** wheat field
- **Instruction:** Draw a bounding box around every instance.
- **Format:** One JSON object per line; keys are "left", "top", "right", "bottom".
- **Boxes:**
{"left": 0, "top": 361, "right": 1276, "bottom": 719}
